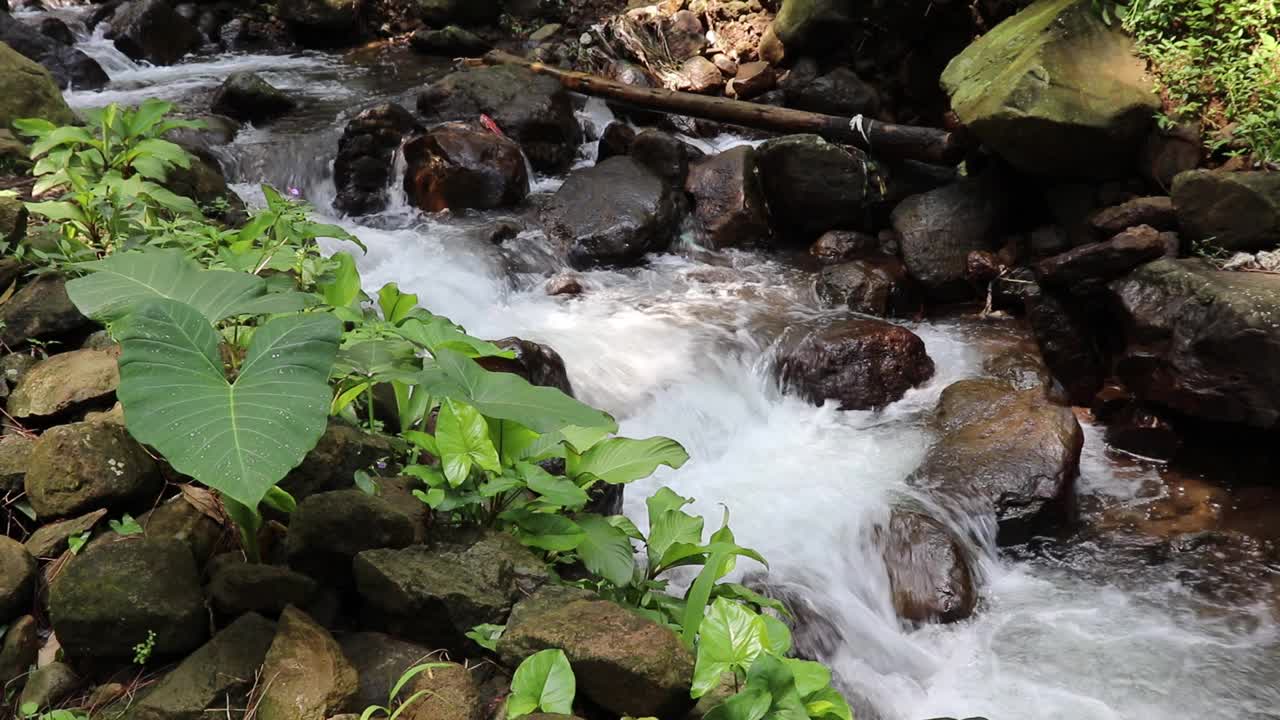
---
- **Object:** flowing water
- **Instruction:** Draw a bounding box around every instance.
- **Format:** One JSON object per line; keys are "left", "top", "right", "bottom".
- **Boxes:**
{"left": 46, "top": 21, "right": 1280, "bottom": 719}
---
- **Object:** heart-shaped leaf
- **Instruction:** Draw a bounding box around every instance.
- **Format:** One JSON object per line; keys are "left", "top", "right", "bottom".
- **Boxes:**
{"left": 507, "top": 649, "right": 576, "bottom": 717}
{"left": 568, "top": 436, "right": 689, "bottom": 485}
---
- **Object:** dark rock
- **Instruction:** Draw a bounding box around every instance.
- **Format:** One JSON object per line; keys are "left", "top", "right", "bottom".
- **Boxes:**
{"left": 7, "top": 348, "right": 118, "bottom": 420}
{"left": 219, "top": 16, "right": 294, "bottom": 53}
{"left": 596, "top": 121, "right": 635, "bottom": 161}
{"left": 163, "top": 151, "right": 247, "bottom": 223}
{"left": 892, "top": 177, "right": 1005, "bottom": 301}
{"left": 983, "top": 345, "right": 1053, "bottom": 392}
{"left": 809, "top": 230, "right": 879, "bottom": 264}
{"left": 475, "top": 337, "right": 574, "bottom": 396}
{"left": 286, "top": 489, "right": 414, "bottom": 587}
{"left": 498, "top": 585, "right": 693, "bottom": 719}
{"left": 1090, "top": 383, "right": 1133, "bottom": 421}
{"left": 1171, "top": 170, "right": 1280, "bottom": 252}
{"left": 685, "top": 145, "right": 771, "bottom": 250}
{"left": 784, "top": 66, "right": 879, "bottom": 117}
{"left": 257, "top": 607, "right": 358, "bottom": 720}
{"left": 0, "top": 537, "right": 35, "bottom": 624}
{"left": 1105, "top": 405, "right": 1181, "bottom": 460}
{"left": 966, "top": 249, "right": 1003, "bottom": 285}
{"left": 1140, "top": 122, "right": 1200, "bottom": 190}
{"left": 756, "top": 134, "right": 868, "bottom": 242}
{"left": 878, "top": 507, "right": 976, "bottom": 623}
{"left": 1028, "top": 225, "right": 1072, "bottom": 259}
{"left": 402, "top": 123, "right": 528, "bottom": 212}
{"left": 333, "top": 103, "right": 421, "bottom": 216}
{"left": 280, "top": 420, "right": 397, "bottom": 501}
{"left": 18, "top": 662, "right": 79, "bottom": 710}
{"left": 541, "top": 156, "right": 681, "bottom": 269}
{"left": 0, "top": 274, "right": 90, "bottom": 349}
{"left": 409, "top": 25, "right": 489, "bottom": 55}
{"left": 0, "top": 11, "right": 108, "bottom": 90}
{"left": 1025, "top": 288, "right": 1105, "bottom": 405}
{"left": 815, "top": 256, "right": 922, "bottom": 318}
{"left": 209, "top": 559, "right": 319, "bottom": 619}
{"left": 0, "top": 434, "right": 33, "bottom": 495}
{"left": 630, "top": 130, "right": 701, "bottom": 185}
{"left": 49, "top": 539, "right": 207, "bottom": 659}
{"left": 1089, "top": 196, "right": 1177, "bottom": 235}
{"left": 417, "top": 0, "right": 500, "bottom": 26}
{"left": 127, "top": 613, "right": 277, "bottom": 720}
{"left": 211, "top": 71, "right": 296, "bottom": 124}
{"left": 37, "top": 17, "right": 74, "bottom": 46}
{"left": 774, "top": 318, "right": 935, "bottom": 410}
{"left": 772, "top": 0, "right": 854, "bottom": 52}
{"left": 275, "top": 0, "right": 360, "bottom": 47}
{"left": 107, "top": 0, "right": 202, "bottom": 65}
{"left": 338, "top": 632, "right": 436, "bottom": 710}
{"left": 417, "top": 65, "right": 581, "bottom": 174}
{"left": 0, "top": 614, "right": 38, "bottom": 688}
{"left": 1036, "top": 224, "right": 1167, "bottom": 291}
{"left": 24, "top": 421, "right": 161, "bottom": 519}
{"left": 165, "top": 114, "right": 241, "bottom": 156}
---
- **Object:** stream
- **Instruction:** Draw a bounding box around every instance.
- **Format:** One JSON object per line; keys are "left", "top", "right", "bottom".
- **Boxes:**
{"left": 39, "top": 14, "right": 1280, "bottom": 719}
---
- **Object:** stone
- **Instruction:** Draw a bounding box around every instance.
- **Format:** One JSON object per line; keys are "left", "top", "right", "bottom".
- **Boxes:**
{"left": 665, "top": 10, "right": 706, "bottom": 58}
{"left": 338, "top": 633, "right": 436, "bottom": 711}
{"left": 1025, "top": 288, "right": 1105, "bottom": 405}
{"left": 984, "top": 345, "right": 1053, "bottom": 392}
{"left": 892, "top": 177, "right": 1005, "bottom": 301}
{"left": 23, "top": 509, "right": 107, "bottom": 560}
{"left": 815, "top": 256, "right": 922, "bottom": 318}
{"left": 402, "top": 123, "right": 529, "bottom": 212}
{"left": 84, "top": 493, "right": 224, "bottom": 567}
{"left": 911, "top": 379, "right": 1083, "bottom": 544}
{"left": 1140, "top": 122, "right": 1201, "bottom": 190}
{"left": 772, "top": 0, "right": 856, "bottom": 53}
{"left": 498, "top": 586, "right": 694, "bottom": 718}
{"left": 18, "top": 662, "right": 79, "bottom": 710}
{"left": 756, "top": 135, "right": 868, "bottom": 242}
{"left": 286, "top": 489, "right": 414, "bottom": 587}
{"left": 280, "top": 420, "right": 397, "bottom": 501}
{"left": 528, "top": 23, "right": 561, "bottom": 43}
{"left": 209, "top": 559, "right": 319, "bottom": 619}
{"left": 417, "top": 0, "right": 500, "bottom": 26}
{"left": 1108, "top": 258, "right": 1280, "bottom": 429}
{"left": 783, "top": 67, "right": 879, "bottom": 117}
{"left": 24, "top": 421, "right": 162, "bottom": 519}
{"left": 1089, "top": 196, "right": 1177, "bottom": 236}
{"left": 685, "top": 146, "right": 771, "bottom": 249}
{"left": 1171, "top": 170, "right": 1280, "bottom": 252}
{"left": 0, "top": 11, "right": 108, "bottom": 90}
{"left": 0, "top": 41, "right": 75, "bottom": 130}
{"left": 727, "top": 61, "right": 775, "bottom": 100}
{"left": 1105, "top": 405, "right": 1181, "bottom": 460}
{"left": 596, "top": 121, "right": 635, "bottom": 161}
{"left": 163, "top": 151, "right": 247, "bottom": 223}
{"left": 354, "top": 531, "right": 548, "bottom": 648}
{"left": 1035, "top": 224, "right": 1167, "bottom": 292}
{"left": 940, "top": 0, "right": 1159, "bottom": 178}
{"left": 219, "top": 16, "right": 295, "bottom": 53}
{"left": 545, "top": 273, "right": 583, "bottom": 296}
{"left": 257, "top": 607, "right": 357, "bottom": 720}
{"left": 0, "top": 196, "right": 26, "bottom": 248}
{"left": 49, "top": 538, "right": 207, "bottom": 659}
{"left": 7, "top": 349, "right": 118, "bottom": 420}
{"left": 0, "top": 536, "right": 35, "bottom": 623}
{"left": 127, "top": 613, "right": 277, "bottom": 720}
{"left": 0, "top": 615, "right": 38, "bottom": 688}
{"left": 0, "top": 434, "right": 33, "bottom": 495}
{"left": 774, "top": 318, "right": 935, "bottom": 410}
{"left": 275, "top": 0, "right": 360, "bottom": 47}
{"left": 474, "top": 337, "right": 575, "bottom": 397}
{"left": 808, "top": 230, "right": 880, "bottom": 264}
{"left": 399, "top": 662, "right": 483, "bottom": 720}
{"left": 878, "top": 507, "right": 976, "bottom": 623}
{"left": 107, "top": 0, "right": 202, "bottom": 65}
{"left": 677, "top": 56, "right": 723, "bottom": 93}
{"left": 333, "top": 103, "right": 421, "bottom": 216}
{"left": 630, "top": 130, "right": 701, "bottom": 185}
{"left": 409, "top": 25, "right": 489, "bottom": 55}
{"left": 417, "top": 65, "right": 581, "bottom": 174}
{"left": 541, "top": 156, "right": 682, "bottom": 269}
{"left": 211, "top": 72, "right": 297, "bottom": 124}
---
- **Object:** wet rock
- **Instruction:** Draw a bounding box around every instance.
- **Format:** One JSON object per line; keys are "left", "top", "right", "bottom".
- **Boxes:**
{"left": 685, "top": 145, "right": 771, "bottom": 249}
{"left": 0, "top": 615, "right": 38, "bottom": 688}
{"left": 1089, "top": 196, "right": 1177, "bottom": 235}
{"left": 809, "top": 230, "right": 879, "bottom": 264}
{"left": 1105, "top": 405, "right": 1181, "bottom": 460}
{"left": 879, "top": 507, "right": 976, "bottom": 624}
{"left": 983, "top": 346, "right": 1053, "bottom": 393}
{"left": 333, "top": 103, "right": 421, "bottom": 216}
{"left": 338, "top": 633, "right": 435, "bottom": 710}
{"left": 219, "top": 16, "right": 294, "bottom": 53}
{"left": 127, "top": 613, "right": 277, "bottom": 720}
{"left": 815, "top": 256, "right": 921, "bottom": 318}
{"left": 727, "top": 61, "right": 775, "bottom": 100}
{"left": 498, "top": 585, "right": 694, "bottom": 718}
{"left": 1171, "top": 170, "right": 1280, "bottom": 252}
{"left": 286, "top": 489, "right": 414, "bottom": 587}
{"left": 18, "top": 662, "right": 79, "bottom": 710}
{"left": 257, "top": 607, "right": 358, "bottom": 720}
{"left": 1028, "top": 224, "right": 1072, "bottom": 260}
{"left": 774, "top": 318, "right": 935, "bottom": 410}
{"left": 913, "top": 379, "right": 1083, "bottom": 544}
{"left": 475, "top": 337, "right": 574, "bottom": 397}
{"left": 892, "top": 177, "right": 1005, "bottom": 301}
{"left": 402, "top": 123, "right": 529, "bottom": 212}
{"left": 107, "top": 0, "right": 202, "bottom": 65}
{"left": 0, "top": 11, "right": 108, "bottom": 90}
{"left": 756, "top": 134, "right": 868, "bottom": 242}
{"left": 417, "top": 0, "right": 500, "bottom": 26}
{"left": 1109, "top": 258, "right": 1280, "bottom": 429}
{"left": 37, "top": 17, "right": 74, "bottom": 45}
{"left": 541, "top": 156, "right": 681, "bottom": 269}
{"left": 409, "top": 25, "right": 489, "bottom": 55}
{"left": 275, "top": 0, "right": 359, "bottom": 47}
{"left": 0, "top": 434, "right": 33, "bottom": 495}
{"left": 0, "top": 537, "right": 35, "bottom": 624}
{"left": 49, "top": 538, "right": 207, "bottom": 659}
{"left": 280, "top": 420, "right": 397, "bottom": 501}
{"left": 596, "top": 121, "right": 635, "bottom": 161}
{"left": 354, "top": 531, "right": 548, "bottom": 649}
{"left": 7, "top": 348, "right": 118, "bottom": 420}
{"left": 1025, "top": 288, "right": 1104, "bottom": 405}
{"left": 209, "top": 558, "right": 319, "bottom": 619}
{"left": 545, "top": 272, "right": 584, "bottom": 296}
{"left": 1035, "top": 224, "right": 1167, "bottom": 292}
{"left": 417, "top": 65, "right": 581, "bottom": 174}
{"left": 211, "top": 71, "right": 296, "bottom": 124}
{"left": 940, "top": 0, "right": 1158, "bottom": 178}
{"left": 23, "top": 509, "right": 107, "bottom": 560}
{"left": 677, "top": 55, "right": 724, "bottom": 93}
{"left": 25, "top": 421, "right": 161, "bottom": 519}
{"left": 631, "top": 130, "right": 701, "bottom": 185}
{"left": 783, "top": 66, "right": 879, "bottom": 117}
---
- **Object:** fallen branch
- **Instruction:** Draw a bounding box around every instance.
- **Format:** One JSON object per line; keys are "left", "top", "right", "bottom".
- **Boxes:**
{"left": 480, "top": 50, "right": 971, "bottom": 165}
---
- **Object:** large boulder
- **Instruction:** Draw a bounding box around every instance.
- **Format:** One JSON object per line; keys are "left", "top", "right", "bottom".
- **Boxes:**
{"left": 772, "top": 0, "right": 855, "bottom": 53}
{"left": 0, "top": 42, "right": 74, "bottom": 132}
{"left": 498, "top": 586, "right": 694, "bottom": 719}
{"left": 1109, "top": 258, "right": 1280, "bottom": 429}
{"left": 211, "top": 72, "right": 296, "bottom": 124}
{"left": 49, "top": 539, "right": 207, "bottom": 659}
{"left": 877, "top": 507, "right": 976, "bottom": 624}
{"left": 815, "top": 256, "right": 922, "bottom": 318}
{"left": 417, "top": 65, "right": 581, "bottom": 174}
{"left": 1170, "top": 170, "right": 1280, "bottom": 252}
{"left": 256, "top": 607, "right": 358, "bottom": 720}
{"left": 402, "top": 123, "right": 529, "bottom": 212}
{"left": 685, "top": 145, "right": 772, "bottom": 249}
{"left": 540, "top": 156, "right": 681, "bottom": 269}
{"left": 106, "top": 0, "right": 202, "bottom": 65}
{"left": 0, "top": 12, "right": 108, "bottom": 90}
{"left": 274, "top": 0, "right": 360, "bottom": 47}
{"left": 0, "top": 537, "right": 35, "bottom": 624}
{"left": 1035, "top": 224, "right": 1167, "bottom": 292}
{"left": 7, "top": 348, "right": 118, "bottom": 420}
{"left": 774, "top": 318, "right": 935, "bottom": 410}
{"left": 756, "top": 134, "right": 868, "bottom": 242}
{"left": 333, "top": 103, "right": 421, "bottom": 216}
{"left": 891, "top": 177, "right": 1005, "bottom": 301}
{"left": 417, "top": 0, "right": 500, "bottom": 26}
{"left": 285, "top": 489, "right": 414, "bottom": 587}
{"left": 25, "top": 421, "right": 162, "bottom": 519}
{"left": 911, "top": 379, "right": 1083, "bottom": 544}
{"left": 939, "top": 0, "right": 1159, "bottom": 178}
{"left": 127, "top": 613, "right": 277, "bottom": 720}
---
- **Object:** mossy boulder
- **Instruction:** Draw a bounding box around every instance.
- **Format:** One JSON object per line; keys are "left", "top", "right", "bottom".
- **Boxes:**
{"left": 256, "top": 607, "right": 358, "bottom": 720}
{"left": 1171, "top": 170, "right": 1280, "bottom": 252}
{"left": 772, "top": 0, "right": 855, "bottom": 52}
{"left": 7, "top": 348, "right": 119, "bottom": 420}
{"left": 49, "top": 538, "right": 207, "bottom": 659}
{"left": 24, "top": 421, "right": 162, "bottom": 518}
{"left": 0, "top": 536, "right": 36, "bottom": 624}
{"left": 940, "top": 0, "right": 1159, "bottom": 178}
{"left": 0, "top": 41, "right": 74, "bottom": 131}
{"left": 0, "top": 434, "right": 33, "bottom": 495}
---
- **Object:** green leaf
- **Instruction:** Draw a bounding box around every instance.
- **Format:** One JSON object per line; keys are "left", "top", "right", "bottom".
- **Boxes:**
{"left": 501, "top": 509, "right": 585, "bottom": 552}
{"left": 333, "top": 339, "right": 420, "bottom": 379}
{"left": 225, "top": 291, "right": 317, "bottom": 317}
{"left": 507, "top": 649, "right": 575, "bottom": 718}
{"left": 519, "top": 462, "right": 589, "bottom": 508}
{"left": 262, "top": 486, "right": 297, "bottom": 514}
{"left": 435, "top": 399, "right": 500, "bottom": 487}
{"left": 354, "top": 469, "right": 379, "bottom": 496}
{"left": 801, "top": 687, "right": 853, "bottom": 720}
{"left": 115, "top": 299, "right": 340, "bottom": 509}
{"left": 648, "top": 510, "right": 704, "bottom": 573}
{"left": 67, "top": 531, "right": 90, "bottom": 554}
{"left": 29, "top": 125, "right": 94, "bottom": 157}
{"left": 108, "top": 513, "right": 144, "bottom": 536}
{"left": 320, "top": 252, "right": 363, "bottom": 309}
{"left": 691, "top": 598, "right": 769, "bottom": 698}
{"left": 681, "top": 550, "right": 731, "bottom": 646}
{"left": 761, "top": 614, "right": 792, "bottom": 656}
{"left": 25, "top": 200, "right": 87, "bottom": 224}
{"left": 127, "top": 99, "right": 175, "bottom": 136}
{"left": 465, "top": 623, "right": 505, "bottom": 652}
{"left": 705, "top": 655, "right": 808, "bottom": 720}
{"left": 419, "top": 348, "right": 616, "bottom": 434}
{"left": 568, "top": 436, "right": 688, "bottom": 485}
{"left": 396, "top": 313, "right": 514, "bottom": 358}
{"left": 781, "top": 659, "right": 828, "bottom": 698}
{"left": 712, "top": 584, "right": 792, "bottom": 619}
{"left": 575, "top": 513, "right": 636, "bottom": 586}
{"left": 378, "top": 282, "right": 417, "bottom": 324}
{"left": 646, "top": 486, "right": 694, "bottom": 520}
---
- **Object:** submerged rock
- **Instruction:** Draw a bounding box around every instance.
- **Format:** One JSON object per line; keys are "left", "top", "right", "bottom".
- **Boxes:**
{"left": 878, "top": 507, "right": 977, "bottom": 624}
{"left": 774, "top": 318, "right": 935, "bottom": 410}
{"left": 402, "top": 123, "right": 529, "bottom": 212}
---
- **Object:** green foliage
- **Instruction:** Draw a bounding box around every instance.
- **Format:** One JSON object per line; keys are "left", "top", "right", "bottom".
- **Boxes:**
{"left": 19, "top": 704, "right": 87, "bottom": 720}
{"left": 507, "top": 649, "right": 576, "bottom": 718}
{"left": 358, "top": 661, "right": 452, "bottom": 720}
{"left": 466, "top": 623, "right": 505, "bottom": 651}
{"left": 133, "top": 629, "right": 156, "bottom": 665}
{"left": 109, "top": 513, "right": 144, "bottom": 536}
{"left": 67, "top": 531, "right": 89, "bottom": 555}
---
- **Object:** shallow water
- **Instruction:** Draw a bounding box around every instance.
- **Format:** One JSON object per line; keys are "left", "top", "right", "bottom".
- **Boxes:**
{"left": 51, "top": 21, "right": 1280, "bottom": 719}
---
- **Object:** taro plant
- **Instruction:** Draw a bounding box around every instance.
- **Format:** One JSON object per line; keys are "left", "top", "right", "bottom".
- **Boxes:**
{"left": 506, "top": 649, "right": 576, "bottom": 718}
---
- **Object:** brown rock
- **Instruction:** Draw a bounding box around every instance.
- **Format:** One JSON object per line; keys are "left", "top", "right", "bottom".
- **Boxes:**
{"left": 257, "top": 607, "right": 358, "bottom": 720}
{"left": 0, "top": 434, "right": 33, "bottom": 495}
{"left": 1036, "top": 224, "right": 1167, "bottom": 291}
{"left": 0, "top": 615, "right": 38, "bottom": 687}
{"left": 0, "top": 537, "right": 36, "bottom": 623}
{"left": 403, "top": 124, "right": 529, "bottom": 213}
{"left": 677, "top": 55, "right": 723, "bottom": 93}
{"left": 1089, "top": 196, "right": 1176, "bottom": 235}
{"left": 774, "top": 318, "right": 935, "bottom": 410}
{"left": 1105, "top": 405, "right": 1181, "bottom": 460}
{"left": 814, "top": 256, "right": 922, "bottom": 318}
{"left": 7, "top": 348, "right": 119, "bottom": 419}
{"left": 727, "top": 61, "right": 775, "bottom": 99}
{"left": 685, "top": 146, "right": 771, "bottom": 249}
{"left": 809, "top": 230, "right": 879, "bottom": 264}
{"left": 879, "top": 508, "right": 976, "bottom": 624}
{"left": 545, "top": 273, "right": 584, "bottom": 296}
{"left": 757, "top": 23, "right": 785, "bottom": 65}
